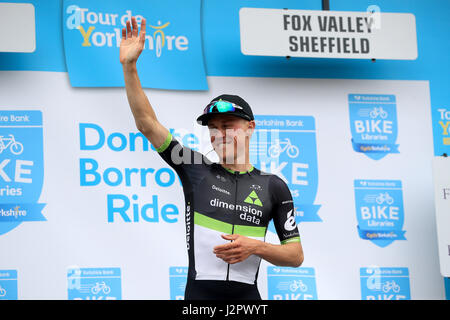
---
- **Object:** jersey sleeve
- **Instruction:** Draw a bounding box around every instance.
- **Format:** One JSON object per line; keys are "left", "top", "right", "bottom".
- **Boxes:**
{"left": 269, "top": 175, "right": 301, "bottom": 245}
{"left": 155, "top": 131, "right": 206, "bottom": 169}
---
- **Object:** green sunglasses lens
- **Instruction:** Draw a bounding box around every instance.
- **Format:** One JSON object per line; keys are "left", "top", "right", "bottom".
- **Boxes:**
{"left": 209, "top": 100, "right": 235, "bottom": 113}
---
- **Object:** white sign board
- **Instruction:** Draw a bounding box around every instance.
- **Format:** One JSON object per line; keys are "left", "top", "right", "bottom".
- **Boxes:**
{"left": 239, "top": 8, "right": 417, "bottom": 60}
{"left": 432, "top": 157, "right": 450, "bottom": 277}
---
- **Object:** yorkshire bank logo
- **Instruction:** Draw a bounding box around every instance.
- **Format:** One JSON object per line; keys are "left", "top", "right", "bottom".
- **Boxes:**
{"left": 66, "top": 7, "right": 188, "bottom": 58}
{"left": 0, "top": 206, "right": 26, "bottom": 219}
{"left": 0, "top": 110, "right": 46, "bottom": 236}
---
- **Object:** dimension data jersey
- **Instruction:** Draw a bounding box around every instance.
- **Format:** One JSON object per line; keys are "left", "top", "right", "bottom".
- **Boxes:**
{"left": 156, "top": 132, "right": 301, "bottom": 285}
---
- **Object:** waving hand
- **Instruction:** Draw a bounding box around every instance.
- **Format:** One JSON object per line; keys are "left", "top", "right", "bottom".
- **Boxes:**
{"left": 120, "top": 16, "right": 146, "bottom": 65}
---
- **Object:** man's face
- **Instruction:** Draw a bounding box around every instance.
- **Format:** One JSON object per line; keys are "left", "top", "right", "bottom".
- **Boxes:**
{"left": 207, "top": 114, "right": 255, "bottom": 164}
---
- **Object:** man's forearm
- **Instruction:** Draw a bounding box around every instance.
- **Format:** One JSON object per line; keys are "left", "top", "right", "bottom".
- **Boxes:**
{"left": 215, "top": 234, "right": 304, "bottom": 267}
{"left": 255, "top": 242, "right": 303, "bottom": 267}
{"left": 120, "top": 16, "right": 168, "bottom": 149}
{"left": 122, "top": 62, "right": 157, "bottom": 134}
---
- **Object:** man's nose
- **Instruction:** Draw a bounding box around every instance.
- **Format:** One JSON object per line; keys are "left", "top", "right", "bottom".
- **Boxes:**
{"left": 212, "top": 128, "right": 227, "bottom": 138}
{"left": 210, "top": 128, "right": 224, "bottom": 142}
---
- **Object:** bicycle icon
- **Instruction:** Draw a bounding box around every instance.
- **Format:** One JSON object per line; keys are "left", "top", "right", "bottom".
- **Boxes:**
{"left": 0, "top": 134, "right": 24, "bottom": 155}
{"left": 268, "top": 138, "right": 299, "bottom": 158}
{"left": 375, "top": 192, "right": 394, "bottom": 205}
{"left": 369, "top": 107, "right": 388, "bottom": 119}
{"left": 0, "top": 285, "right": 6, "bottom": 297}
{"left": 382, "top": 280, "right": 400, "bottom": 293}
{"left": 149, "top": 21, "right": 170, "bottom": 58}
{"left": 289, "top": 280, "right": 307, "bottom": 292}
{"left": 91, "top": 281, "right": 111, "bottom": 295}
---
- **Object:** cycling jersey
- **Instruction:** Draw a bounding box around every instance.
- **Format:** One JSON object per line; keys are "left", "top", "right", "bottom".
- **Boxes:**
{"left": 156, "top": 132, "right": 301, "bottom": 285}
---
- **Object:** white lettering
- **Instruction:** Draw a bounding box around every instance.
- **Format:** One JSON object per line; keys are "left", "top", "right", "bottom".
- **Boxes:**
{"left": 0, "top": 159, "right": 11, "bottom": 182}
{"left": 15, "top": 160, "right": 33, "bottom": 183}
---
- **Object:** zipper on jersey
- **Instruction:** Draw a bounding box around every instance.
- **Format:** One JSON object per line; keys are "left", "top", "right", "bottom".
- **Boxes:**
{"left": 226, "top": 171, "right": 239, "bottom": 281}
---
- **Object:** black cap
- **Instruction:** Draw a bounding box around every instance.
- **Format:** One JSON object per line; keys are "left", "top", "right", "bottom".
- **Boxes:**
{"left": 196, "top": 94, "right": 254, "bottom": 126}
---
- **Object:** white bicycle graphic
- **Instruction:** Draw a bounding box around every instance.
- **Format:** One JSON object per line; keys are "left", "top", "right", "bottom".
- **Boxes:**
{"left": 91, "top": 281, "right": 111, "bottom": 295}
{"left": 0, "top": 285, "right": 6, "bottom": 297}
{"left": 375, "top": 192, "right": 394, "bottom": 205}
{"left": 382, "top": 280, "right": 400, "bottom": 293}
{"left": 268, "top": 138, "right": 299, "bottom": 159}
{"left": 0, "top": 134, "right": 24, "bottom": 155}
{"left": 289, "top": 280, "right": 307, "bottom": 292}
{"left": 150, "top": 21, "right": 170, "bottom": 58}
{"left": 369, "top": 107, "right": 388, "bottom": 119}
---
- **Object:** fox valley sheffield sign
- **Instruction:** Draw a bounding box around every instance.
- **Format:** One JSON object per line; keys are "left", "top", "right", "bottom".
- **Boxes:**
{"left": 239, "top": 8, "right": 417, "bottom": 60}
{"left": 432, "top": 157, "right": 450, "bottom": 277}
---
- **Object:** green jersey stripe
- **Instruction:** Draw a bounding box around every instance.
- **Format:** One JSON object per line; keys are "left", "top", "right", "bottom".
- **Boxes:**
{"left": 156, "top": 131, "right": 173, "bottom": 153}
{"left": 281, "top": 236, "right": 301, "bottom": 244}
{"left": 194, "top": 211, "right": 233, "bottom": 234}
{"left": 234, "top": 225, "right": 266, "bottom": 238}
{"left": 194, "top": 211, "right": 266, "bottom": 237}
{"left": 222, "top": 165, "right": 255, "bottom": 174}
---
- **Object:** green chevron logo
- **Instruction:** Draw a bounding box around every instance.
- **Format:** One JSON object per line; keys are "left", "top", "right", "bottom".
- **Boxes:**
{"left": 244, "top": 190, "right": 263, "bottom": 207}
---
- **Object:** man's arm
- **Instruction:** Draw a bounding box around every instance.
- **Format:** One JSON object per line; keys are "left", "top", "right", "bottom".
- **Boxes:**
{"left": 214, "top": 234, "right": 304, "bottom": 267}
{"left": 255, "top": 239, "right": 303, "bottom": 267}
{"left": 214, "top": 175, "right": 304, "bottom": 267}
{"left": 120, "top": 16, "right": 169, "bottom": 148}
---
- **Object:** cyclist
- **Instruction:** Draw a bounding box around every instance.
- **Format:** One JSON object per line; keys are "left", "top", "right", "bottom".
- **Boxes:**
{"left": 120, "top": 16, "right": 304, "bottom": 300}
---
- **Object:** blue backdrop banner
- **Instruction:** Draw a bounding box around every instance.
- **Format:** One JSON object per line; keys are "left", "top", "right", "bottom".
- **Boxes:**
{"left": 62, "top": 0, "right": 208, "bottom": 90}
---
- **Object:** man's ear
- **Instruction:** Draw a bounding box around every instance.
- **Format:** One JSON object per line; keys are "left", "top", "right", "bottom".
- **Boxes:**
{"left": 246, "top": 120, "right": 256, "bottom": 136}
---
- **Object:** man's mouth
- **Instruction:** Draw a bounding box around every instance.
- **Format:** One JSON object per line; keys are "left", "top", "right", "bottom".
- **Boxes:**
{"left": 215, "top": 140, "right": 233, "bottom": 149}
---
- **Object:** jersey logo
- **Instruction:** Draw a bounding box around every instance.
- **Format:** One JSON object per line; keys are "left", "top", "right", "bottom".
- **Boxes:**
{"left": 284, "top": 210, "right": 297, "bottom": 231}
{"left": 250, "top": 184, "right": 262, "bottom": 191}
{"left": 215, "top": 174, "right": 226, "bottom": 182}
{"left": 244, "top": 190, "right": 263, "bottom": 207}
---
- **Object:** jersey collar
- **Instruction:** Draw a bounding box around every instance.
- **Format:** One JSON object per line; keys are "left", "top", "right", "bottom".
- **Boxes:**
{"left": 220, "top": 164, "right": 255, "bottom": 175}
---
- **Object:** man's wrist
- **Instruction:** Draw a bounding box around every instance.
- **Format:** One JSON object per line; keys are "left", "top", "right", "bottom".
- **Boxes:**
{"left": 122, "top": 61, "right": 137, "bottom": 73}
{"left": 254, "top": 240, "right": 269, "bottom": 257}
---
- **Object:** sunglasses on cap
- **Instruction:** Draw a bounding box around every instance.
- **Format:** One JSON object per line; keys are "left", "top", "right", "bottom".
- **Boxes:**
{"left": 203, "top": 99, "right": 244, "bottom": 115}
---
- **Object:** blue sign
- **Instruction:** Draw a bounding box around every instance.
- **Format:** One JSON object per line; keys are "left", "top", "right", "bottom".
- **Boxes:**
{"left": 67, "top": 267, "right": 122, "bottom": 300}
{"left": 433, "top": 107, "right": 450, "bottom": 155}
{"left": 0, "top": 0, "right": 67, "bottom": 72}
{"left": 0, "top": 270, "right": 18, "bottom": 300}
{"left": 360, "top": 267, "right": 411, "bottom": 300}
{"left": 445, "top": 277, "right": 450, "bottom": 300}
{"left": 267, "top": 266, "right": 317, "bottom": 300}
{"left": 354, "top": 179, "right": 406, "bottom": 248}
{"left": 251, "top": 115, "right": 321, "bottom": 227}
{"left": 62, "top": 0, "right": 207, "bottom": 90}
{"left": 169, "top": 266, "right": 187, "bottom": 300}
{"left": 0, "top": 111, "right": 46, "bottom": 236}
{"left": 349, "top": 94, "right": 399, "bottom": 160}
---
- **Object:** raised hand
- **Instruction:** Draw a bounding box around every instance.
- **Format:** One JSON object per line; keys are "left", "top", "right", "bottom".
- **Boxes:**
{"left": 120, "top": 16, "right": 146, "bottom": 65}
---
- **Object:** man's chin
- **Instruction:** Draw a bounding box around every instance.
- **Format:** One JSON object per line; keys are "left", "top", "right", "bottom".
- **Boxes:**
{"left": 214, "top": 150, "right": 235, "bottom": 164}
